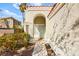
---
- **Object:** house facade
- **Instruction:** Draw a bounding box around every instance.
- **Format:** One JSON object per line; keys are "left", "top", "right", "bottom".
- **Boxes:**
{"left": 24, "top": 6, "right": 52, "bottom": 41}
{"left": 0, "top": 17, "right": 21, "bottom": 36}
{"left": 0, "top": 17, "right": 21, "bottom": 29}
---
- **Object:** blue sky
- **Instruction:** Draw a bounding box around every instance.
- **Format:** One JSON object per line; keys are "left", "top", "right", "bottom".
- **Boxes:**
{"left": 0, "top": 3, "right": 22, "bottom": 22}
{"left": 0, "top": 3, "right": 54, "bottom": 22}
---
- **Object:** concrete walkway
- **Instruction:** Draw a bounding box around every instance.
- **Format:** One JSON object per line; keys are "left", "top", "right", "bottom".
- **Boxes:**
{"left": 32, "top": 39, "right": 47, "bottom": 56}
{"left": 32, "top": 39, "right": 55, "bottom": 56}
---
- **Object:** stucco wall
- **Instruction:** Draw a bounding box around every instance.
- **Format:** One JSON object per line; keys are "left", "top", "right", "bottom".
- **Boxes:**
{"left": 7, "top": 19, "right": 13, "bottom": 28}
{"left": 45, "top": 3, "right": 79, "bottom": 56}
{"left": 24, "top": 7, "right": 52, "bottom": 40}
{"left": 0, "top": 29, "right": 14, "bottom": 36}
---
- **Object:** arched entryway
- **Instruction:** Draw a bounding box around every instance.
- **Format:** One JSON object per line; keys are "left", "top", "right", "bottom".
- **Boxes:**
{"left": 33, "top": 15, "right": 46, "bottom": 39}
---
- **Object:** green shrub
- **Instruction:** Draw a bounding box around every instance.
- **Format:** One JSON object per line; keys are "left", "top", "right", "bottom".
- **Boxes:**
{"left": 14, "top": 28, "right": 24, "bottom": 33}
{"left": 0, "top": 33, "right": 30, "bottom": 51}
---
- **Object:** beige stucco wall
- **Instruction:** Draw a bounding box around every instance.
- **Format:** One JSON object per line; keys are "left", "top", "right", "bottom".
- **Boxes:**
{"left": 24, "top": 7, "right": 52, "bottom": 40}
{"left": 0, "top": 18, "right": 13, "bottom": 28}
{"left": 7, "top": 19, "right": 13, "bottom": 28}
{"left": 0, "top": 29, "right": 14, "bottom": 36}
{"left": 45, "top": 3, "right": 79, "bottom": 56}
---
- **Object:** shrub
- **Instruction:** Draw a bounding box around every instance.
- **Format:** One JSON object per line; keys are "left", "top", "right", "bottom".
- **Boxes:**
{"left": 0, "top": 33, "right": 30, "bottom": 52}
{"left": 14, "top": 28, "right": 24, "bottom": 33}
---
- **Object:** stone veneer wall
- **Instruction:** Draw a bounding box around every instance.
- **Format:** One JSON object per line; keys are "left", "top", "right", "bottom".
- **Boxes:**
{"left": 45, "top": 3, "right": 79, "bottom": 56}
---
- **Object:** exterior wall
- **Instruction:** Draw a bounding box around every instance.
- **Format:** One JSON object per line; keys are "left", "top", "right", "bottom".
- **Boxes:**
{"left": 0, "top": 29, "right": 14, "bottom": 36}
{"left": 0, "top": 17, "right": 21, "bottom": 36}
{"left": 0, "top": 18, "right": 13, "bottom": 28}
{"left": 0, "top": 17, "right": 21, "bottom": 29}
{"left": 6, "top": 18, "right": 21, "bottom": 28}
{"left": 0, "top": 22, "right": 7, "bottom": 28}
{"left": 45, "top": 3, "right": 79, "bottom": 55}
{"left": 24, "top": 7, "right": 52, "bottom": 41}
{"left": 7, "top": 18, "right": 13, "bottom": 28}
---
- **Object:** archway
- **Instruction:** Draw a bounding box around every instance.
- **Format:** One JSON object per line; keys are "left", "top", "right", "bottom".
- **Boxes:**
{"left": 34, "top": 15, "right": 46, "bottom": 38}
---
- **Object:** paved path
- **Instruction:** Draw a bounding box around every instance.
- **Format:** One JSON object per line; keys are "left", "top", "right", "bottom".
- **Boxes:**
{"left": 32, "top": 39, "right": 55, "bottom": 56}
{"left": 32, "top": 39, "right": 47, "bottom": 56}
